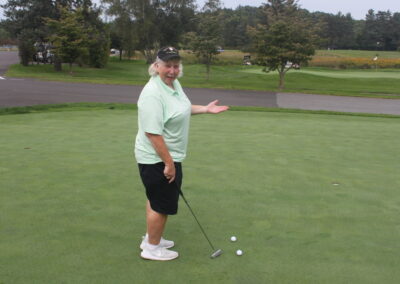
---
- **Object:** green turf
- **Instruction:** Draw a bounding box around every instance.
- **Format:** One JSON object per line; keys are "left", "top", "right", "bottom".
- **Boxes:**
{"left": 1, "top": 102, "right": 399, "bottom": 119}
{"left": 1, "top": 108, "right": 399, "bottom": 283}
{"left": 6, "top": 58, "right": 400, "bottom": 99}
{"left": 6, "top": 58, "right": 150, "bottom": 85}
{"left": 242, "top": 68, "right": 400, "bottom": 79}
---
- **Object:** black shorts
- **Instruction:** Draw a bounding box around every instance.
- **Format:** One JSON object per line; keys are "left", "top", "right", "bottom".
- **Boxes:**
{"left": 138, "top": 162, "right": 182, "bottom": 215}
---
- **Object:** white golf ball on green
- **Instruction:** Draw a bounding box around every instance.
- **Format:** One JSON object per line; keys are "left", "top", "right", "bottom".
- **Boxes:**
{"left": 230, "top": 236, "right": 237, "bottom": 242}
{"left": 236, "top": 249, "right": 243, "bottom": 256}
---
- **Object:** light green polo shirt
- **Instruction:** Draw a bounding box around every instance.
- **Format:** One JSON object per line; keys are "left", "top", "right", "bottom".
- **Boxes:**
{"left": 135, "top": 75, "right": 192, "bottom": 164}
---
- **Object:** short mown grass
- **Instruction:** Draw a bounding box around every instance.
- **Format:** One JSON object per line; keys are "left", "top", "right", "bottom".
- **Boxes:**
{"left": 1, "top": 105, "right": 399, "bottom": 283}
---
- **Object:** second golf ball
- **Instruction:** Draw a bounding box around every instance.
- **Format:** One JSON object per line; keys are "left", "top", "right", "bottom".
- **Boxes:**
{"left": 236, "top": 249, "right": 243, "bottom": 256}
{"left": 230, "top": 236, "right": 237, "bottom": 242}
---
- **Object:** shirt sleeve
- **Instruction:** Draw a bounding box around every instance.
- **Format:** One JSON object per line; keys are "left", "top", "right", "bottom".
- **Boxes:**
{"left": 138, "top": 95, "right": 164, "bottom": 135}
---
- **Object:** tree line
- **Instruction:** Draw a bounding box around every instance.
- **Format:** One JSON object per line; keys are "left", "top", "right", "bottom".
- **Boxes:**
{"left": 1, "top": 0, "right": 109, "bottom": 71}
{"left": 103, "top": 0, "right": 400, "bottom": 60}
{"left": 0, "top": 0, "right": 399, "bottom": 72}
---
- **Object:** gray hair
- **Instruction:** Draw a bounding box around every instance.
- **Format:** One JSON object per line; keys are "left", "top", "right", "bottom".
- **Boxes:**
{"left": 148, "top": 57, "right": 183, "bottom": 78}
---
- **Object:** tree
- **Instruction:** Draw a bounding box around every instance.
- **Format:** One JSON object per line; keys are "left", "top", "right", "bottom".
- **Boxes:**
{"left": 251, "top": 0, "right": 315, "bottom": 89}
{"left": 157, "top": 0, "right": 197, "bottom": 48}
{"left": 0, "top": 22, "right": 16, "bottom": 46}
{"left": 133, "top": 0, "right": 196, "bottom": 63}
{"left": 46, "top": 6, "right": 89, "bottom": 73}
{"left": 357, "top": 9, "right": 400, "bottom": 51}
{"left": 2, "top": 0, "right": 108, "bottom": 69}
{"left": 322, "top": 12, "right": 356, "bottom": 49}
{"left": 109, "top": 21, "right": 126, "bottom": 60}
{"left": 220, "top": 6, "right": 261, "bottom": 50}
{"left": 392, "top": 13, "right": 400, "bottom": 50}
{"left": 359, "top": 10, "right": 385, "bottom": 50}
{"left": 81, "top": 3, "right": 110, "bottom": 68}
{"left": 17, "top": 29, "right": 37, "bottom": 66}
{"left": 110, "top": 16, "right": 135, "bottom": 61}
{"left": 104, "top": 0, "right": 196, "bottom": 63}
{"left": 188, "top": 0, "right": 223, "bottom": 79}
{"left": 1, "top": 0, "right": 58, "bottom": 65}
{"left": 374, "top": 11, "right": 396, "bottom": 50}
{"left": 130, "top": 0, "right": 160, "bottom": 63}
{"left": 103, "top": 0, "right": 136, "bottom": 59}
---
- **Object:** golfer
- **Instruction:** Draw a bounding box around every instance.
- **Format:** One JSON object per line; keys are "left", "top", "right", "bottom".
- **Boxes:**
{"left": 135, "top": 46, "right": 228, "bottom": 261}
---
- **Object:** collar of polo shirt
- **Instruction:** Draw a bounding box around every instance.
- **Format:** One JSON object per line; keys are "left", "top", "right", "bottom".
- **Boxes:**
{"left": 155, "top": 75, "right": 179, "bottom": 96}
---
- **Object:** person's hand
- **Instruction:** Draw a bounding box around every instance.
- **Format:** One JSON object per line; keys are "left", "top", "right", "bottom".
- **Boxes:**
{"left": 164, "top": 163, "right": 176, "bottom": 183}
{"left": 206, "top": 100, "right": 229, "bottom": 114}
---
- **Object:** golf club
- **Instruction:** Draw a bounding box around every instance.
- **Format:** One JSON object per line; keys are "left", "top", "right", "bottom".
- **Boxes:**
{"left": 177, "top": 184, "right": 222, "bottom": 259}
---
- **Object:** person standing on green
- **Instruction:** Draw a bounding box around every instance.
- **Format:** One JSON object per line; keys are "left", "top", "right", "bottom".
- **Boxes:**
{"left": 135, "top": 47, "right": 228, "bottom": 261}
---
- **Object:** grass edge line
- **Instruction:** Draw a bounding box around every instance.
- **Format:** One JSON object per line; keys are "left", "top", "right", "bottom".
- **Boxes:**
{"left": 1, "top": 103, "right": 399, "bottom": 119}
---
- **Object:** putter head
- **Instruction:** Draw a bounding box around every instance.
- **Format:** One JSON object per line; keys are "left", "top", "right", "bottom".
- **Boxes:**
{"left": 210, "top": 249, "right": 223, "bottom": 259}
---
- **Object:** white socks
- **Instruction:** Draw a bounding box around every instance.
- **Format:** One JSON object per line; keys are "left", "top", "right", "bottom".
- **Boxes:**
{"left": 146, "top": 243, "right": 159, "bottom": 250}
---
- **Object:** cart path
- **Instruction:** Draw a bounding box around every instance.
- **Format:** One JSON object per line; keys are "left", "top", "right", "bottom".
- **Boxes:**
{"left": 1, "top": 51, "right": 399, "bottom": 115}
{"left": 0, "top": 51, "right": 19, "bottom": 76}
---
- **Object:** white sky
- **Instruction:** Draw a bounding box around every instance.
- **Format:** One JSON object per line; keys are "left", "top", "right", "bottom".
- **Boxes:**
{"left": 201, "top": 0, "right": 400, "bottom": 19}
{"left": 1, "top": 0, "right": 399, "bottom": 20}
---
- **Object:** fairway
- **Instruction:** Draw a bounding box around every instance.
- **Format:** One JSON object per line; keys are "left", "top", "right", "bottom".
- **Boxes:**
{"left": 242, "top": 67, "right": 400, "bottom": 79}
{"left": 1, "top": 108, "right": 400, "bottom": 283}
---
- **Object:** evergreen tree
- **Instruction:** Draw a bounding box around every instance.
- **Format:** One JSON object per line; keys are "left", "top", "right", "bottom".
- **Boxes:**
{"left": 357, "top": 9, "right": 400, "bottom": 51}
{"left": 1, "top": 0, "right": 58, "bottom": 65}
{"left": 46, "top": 6, "right": 89, "bottom": 73}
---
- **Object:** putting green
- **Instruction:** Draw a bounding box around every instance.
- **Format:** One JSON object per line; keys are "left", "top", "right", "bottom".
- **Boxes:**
{"left": 1, "top": 108, "right": 399, "bottom": 283}
{"left": 242, "top": 68, "right": 400, "bottom": 79}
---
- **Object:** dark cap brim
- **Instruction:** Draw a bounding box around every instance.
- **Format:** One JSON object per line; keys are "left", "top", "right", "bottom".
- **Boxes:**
{"left": 160, "top": 54, "right": 181, "bottom": 61}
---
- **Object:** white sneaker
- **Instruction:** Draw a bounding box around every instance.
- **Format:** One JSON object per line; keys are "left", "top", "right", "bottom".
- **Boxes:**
{"left": 141, "top": 246, "right": 179, "bottom": 261}
{"left": 140, "top": 234, "right": 174, "bottom": 250}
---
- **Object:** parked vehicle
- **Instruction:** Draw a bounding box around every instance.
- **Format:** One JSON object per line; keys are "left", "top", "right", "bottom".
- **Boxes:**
{"left": 33, "top": 42, "right": 54, "bottom": 64}
{"left": 243, "top": 55, "right": 252, "bottom": 65}
{"left": 285, "top": 61, "right": 300, "bottom": 69}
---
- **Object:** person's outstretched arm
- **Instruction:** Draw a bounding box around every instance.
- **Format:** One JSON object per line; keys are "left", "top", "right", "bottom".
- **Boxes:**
{"left": 191, "top": 100, "right": 229, "bottom": 115}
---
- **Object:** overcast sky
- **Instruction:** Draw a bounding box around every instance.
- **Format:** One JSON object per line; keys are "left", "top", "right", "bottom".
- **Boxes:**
{"left": 1, "top": 0, "right": 399, "bottom": 20}
{"left": 204, "top": 0, "right": 400, "bottom": 19}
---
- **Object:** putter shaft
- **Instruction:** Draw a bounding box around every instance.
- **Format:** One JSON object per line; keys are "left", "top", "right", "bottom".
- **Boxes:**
{"left": 177, "top": 184, "right": 222, "bottom": 258}
{"left": 179, "top": 190, "right": 215, "bottom": 250}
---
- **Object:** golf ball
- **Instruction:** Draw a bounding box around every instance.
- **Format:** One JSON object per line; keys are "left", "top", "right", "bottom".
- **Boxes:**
{"left": 230, "top": 236, "right": 237, "bottom": 242}
{"left": 236, "top": 249, "right": 243, "bottom": 256}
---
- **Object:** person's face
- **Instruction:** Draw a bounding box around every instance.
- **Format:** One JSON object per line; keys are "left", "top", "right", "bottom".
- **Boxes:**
{"left": 156, "top": 59, "right": 180, "bottom": 87}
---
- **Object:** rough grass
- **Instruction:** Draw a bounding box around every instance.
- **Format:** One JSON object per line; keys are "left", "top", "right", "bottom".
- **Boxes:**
{"left": 1, "top": 107, "right": 399, "bottom": 283}
{"left": 314, "top": 50, "right": 400, "bottom": 59}
{"left": 6, "top": 58, "right": 149, "bottom": 85}
{"left": 310, "top": 57, "right": 400, "bottom": 69}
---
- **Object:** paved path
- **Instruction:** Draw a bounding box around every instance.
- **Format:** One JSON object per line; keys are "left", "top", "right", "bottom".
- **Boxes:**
{"left": 0, "top": 50, "right": 19, "bottom": 76}
{"left": 1, "top": 51, "right": 399, "bottom": 115}
{"left": 277, "top": 93, "right": 400, "bottom": 115}
{"left": 0, "top": 78, "right": 278, "bottom": 108}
